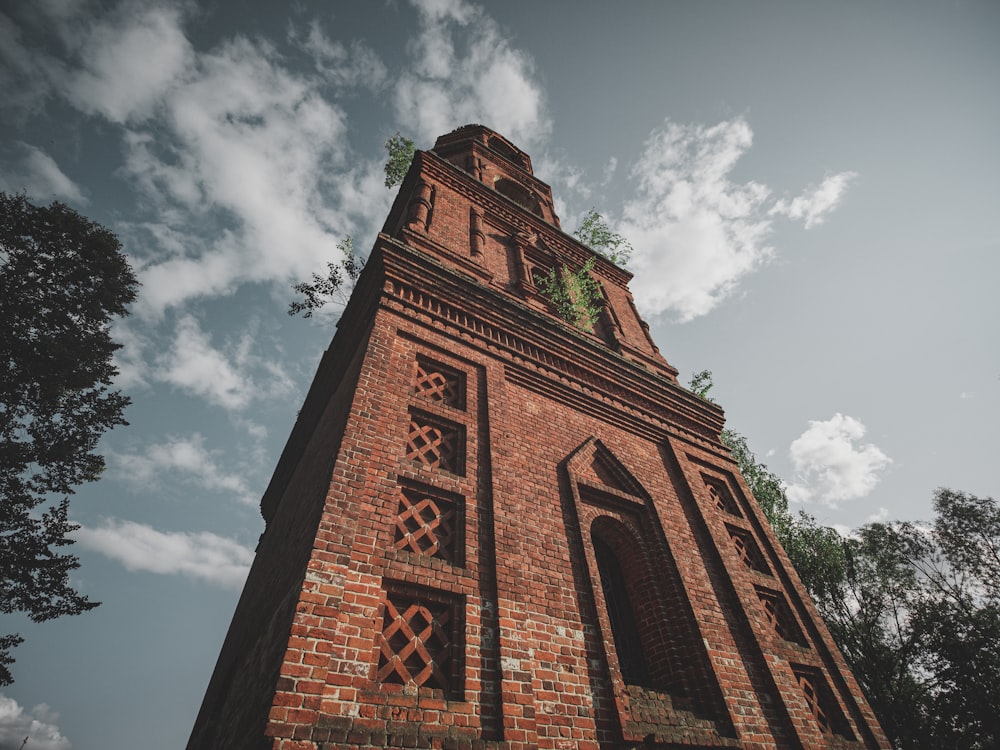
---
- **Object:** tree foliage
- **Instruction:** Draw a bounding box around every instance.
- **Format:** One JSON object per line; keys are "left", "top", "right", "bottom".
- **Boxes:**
{"left": 573, "top": 208, "right": 633, "bottom": 267}
{"left": 535, "top": 258, "right": 603, "bottom": 331}
{"left": 0, "top": 193, "right": 138, "bottom": 684}
{"left": 384, "top": 132, "right": 415, "bottom": 189}
{"left": 288, "top": 236, "right": 364, "bottom": 318}
{"left": 691, "top": 372, "right": 999, "bottom": 749}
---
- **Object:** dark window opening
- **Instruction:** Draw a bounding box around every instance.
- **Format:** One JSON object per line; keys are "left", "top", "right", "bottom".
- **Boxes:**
{"left": 593, "top": 536, "right": 650, "bottom": 686}
{"left": 494, "top": 177, "right": 542, "bottom": 217}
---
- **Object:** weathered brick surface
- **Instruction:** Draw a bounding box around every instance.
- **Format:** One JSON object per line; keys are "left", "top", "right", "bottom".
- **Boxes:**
{"left": 187, "top": 125, "right": 890, "bottom": 749}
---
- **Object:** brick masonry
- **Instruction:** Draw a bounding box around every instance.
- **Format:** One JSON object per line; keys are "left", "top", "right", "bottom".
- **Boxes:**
{"left": 186, "top": 125, "right": 891, "bottom": 750}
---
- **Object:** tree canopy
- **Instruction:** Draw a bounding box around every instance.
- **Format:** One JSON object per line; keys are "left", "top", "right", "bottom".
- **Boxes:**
{"left": 0, "top": 193, "right": 138, "bottom": 684}
{"left": 691, "top": 370, "right": 999, "bottom": 749}
{"left": 383, "top": 132, "right": 415, "bottom": 189}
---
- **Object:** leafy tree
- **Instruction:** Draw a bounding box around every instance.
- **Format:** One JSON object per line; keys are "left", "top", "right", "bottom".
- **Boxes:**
{"left": 288, "top": 235, "right": 364, "bottom": 318}
{"left": 689, "top": 371, "right": 1000, "bottom": 748}
{"left": 0, "top": 193, "right": 138, "bottom": 685}
{"left": 573, "top": 208, "right": 633, "bottom": 267}
{"left": 535, "top": 258, "right": 603, "bottom": 330}
{"left": 811, "top": 522, "right": 931, "bottom": 748}
{"left": 906, "top": 489, "right": 1000, "bottom": 749}
{"left": 384, "top": 132, "right": 415, "bottom": 189}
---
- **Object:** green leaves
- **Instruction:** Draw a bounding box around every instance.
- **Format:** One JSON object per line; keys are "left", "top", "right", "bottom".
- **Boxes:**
{"left": 384, "top": 132, "right": 415, "bottom": 189}
{"left": 288, "top": 235, "right": 365, "bottom": 318}
{"left": 0, "top": 192, "right": 138, "bottom": 684}
{"left": 573, "top": 208, "right": 632, "bottom": 267}
{"left": 535, "top": 258, "right": 603, "bottom": 331}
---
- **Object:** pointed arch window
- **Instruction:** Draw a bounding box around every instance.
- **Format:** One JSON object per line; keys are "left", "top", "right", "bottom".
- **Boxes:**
{"left": 593, "top": 535, "right": 650, "bottom": 686}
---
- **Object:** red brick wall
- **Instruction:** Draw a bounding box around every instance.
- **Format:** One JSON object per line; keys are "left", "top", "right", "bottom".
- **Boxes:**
{"left": 189, "top": 126, "right": 889, "bottom": 750}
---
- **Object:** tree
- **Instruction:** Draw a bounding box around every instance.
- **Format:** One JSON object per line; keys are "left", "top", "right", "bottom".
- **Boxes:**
{"left": 573, "top": 208, "right": 633, "bottom": 267}
{"left": 383, "top": 132, "right": 415, "bottom": 189}
{"left": 809, "top": 521, "right": 931, "bottom": 748}
{"left": 689, "top": 372, "right": 1000, "bottom": 748}
{"left": 0, "top": 193, "right": 138, "bottom": 685}
{"left": 287, "top": 235, "right": 364, "bottom": 318}
{"left": 907, "top": 489, "right": 1000, "bottom": 749}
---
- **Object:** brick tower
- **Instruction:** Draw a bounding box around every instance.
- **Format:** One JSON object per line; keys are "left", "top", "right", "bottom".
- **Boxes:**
{"left": 187, "top": 125, "right": 889, "bottom": 750}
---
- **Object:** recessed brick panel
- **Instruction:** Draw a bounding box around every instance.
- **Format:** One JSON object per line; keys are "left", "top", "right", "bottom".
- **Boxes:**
{"left": 375, "top": 585, "right": 463, "bottom": 699}
{"left": 391, "top": 483, "right": 462, "bottom": 565}
{"left": 405, "top": 409, "right": 464, "bottom": 475}
{"left": 413, "top": 355, "right": 465, "bottom": 409}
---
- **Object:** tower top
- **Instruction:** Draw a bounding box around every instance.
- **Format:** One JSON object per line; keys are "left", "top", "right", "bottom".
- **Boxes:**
{"left": 432, "top": 124, "right": 534, "bottom": 174}
{"left": 426, "top": 124, "right": 559, "bottom": 228}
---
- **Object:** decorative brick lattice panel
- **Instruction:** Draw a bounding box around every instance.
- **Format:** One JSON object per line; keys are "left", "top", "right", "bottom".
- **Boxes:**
{"left": 793, "top": 667, "right": 833, "bottom": 734}
{"left": 406, "top": 412, "right": 464, "bottom": 474}
{"left": 791, "top": 665, "right": 854, "bottom": 739}
{"left": 392, "top": 485, "right": 459, "bottom": 563}
{"left": 413, "top": 356, "right": 465, "bottom": 409}
{"left": 376, "top": 589, "right": 459, "bottom": 696}
{"left": 704, "top": 476, "right": 741, "bottom": 516}
{"left": 727, "top": 525, "right": 770, "bottom": 574}
{"left": 756, "top": 588, "right": 805, "bottom": 644}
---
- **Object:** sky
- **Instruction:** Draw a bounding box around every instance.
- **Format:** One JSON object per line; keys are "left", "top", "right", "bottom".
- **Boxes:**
{"left": 1, "top": 0, "right": 998, "bottom": 747}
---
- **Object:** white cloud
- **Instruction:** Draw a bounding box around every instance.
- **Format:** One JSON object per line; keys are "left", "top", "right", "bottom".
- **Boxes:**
{"left": 621, "top": 118, "right": 773, "bottom": 321}
{"left": 601, "top": 156, "right": 618, "bottom": 186}
{"left": 867, "top": 506, "right": 890, "bottom": 523}
{"left": 67, "top": 5, "right": 193, "bottom": 123}
{"left": 786, "top": 414, "right": 892, "bottom": 507}
{"left": 109, "top": 318, "right": 150, "bottom": 390}
{"left": 770, "top": 171, "right": 857, "bottom": 228}
{"left": 620, "top": 117, "right": 856, "bottom": 321}
{"left": 157, "top": 315, "right": 258, "bottom": 410}
{"left": 0, "top": 143, "right": 86, "bottom": 204}
{"left": 0, "top": 695, "right": 70, "bottom": 750}
{"left": 297, "top": 20, "right": 388, "bottom": 90}
{"left": 30, "top": 7, "right": 393, "bottom": 318}
{"left": 395, "top": 0, "right": 550, "bottom": 148}
{"left": 75, "top": 519, "right": 253, "bottom": 589}
{"left": 110, "top": 433, "right": 254, "bottom": 503}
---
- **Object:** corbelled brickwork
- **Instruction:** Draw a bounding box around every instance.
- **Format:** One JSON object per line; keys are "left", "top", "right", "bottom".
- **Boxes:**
{"left": 187, "top": 125, "right": 890, "bottom": 750}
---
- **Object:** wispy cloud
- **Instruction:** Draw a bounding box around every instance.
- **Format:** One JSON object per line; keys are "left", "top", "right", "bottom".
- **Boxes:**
{"left": 7, "top": 2, "right": 393, "bottom": 318}
{"left": 75, "top": 519, "right": 253, "bottom": 589}
{"left": 0, "top": 694, "right": 70, "bottom": 750}
{"left": 295, "top": 20, "right": 389, "bottom": 90}
{"left": 0, "top": 142, "right": 86, "bottom": 204}
{"left": 110, "top": 433, "right": 254, "bottom": 504}
{"left": 786, "top": 413, "right": 892, "bottom": 507}
{"left": 620, "top": 117, "right": 855, "bottom": 321}
{"left": 65, "top": 5, "right": 193, "bottom": 124}
{"left": 154, "top": 315, "right": 292, "bottom": 412}
{"left": 395, "top": 0, "right": 550, "bottom": 148}
{"left": 770, "top": 172, "right": 857, "bottom": 228}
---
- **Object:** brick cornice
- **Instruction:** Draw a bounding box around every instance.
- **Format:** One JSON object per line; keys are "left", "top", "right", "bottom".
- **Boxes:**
{"left": 384, "top": 150, "right": 634, "bottom": 288}
{"left": 375, "top": 234, "right": 726, "bottom": 445}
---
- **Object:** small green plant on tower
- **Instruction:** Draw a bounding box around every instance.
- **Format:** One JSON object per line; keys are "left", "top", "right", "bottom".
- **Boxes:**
{"left": 536, "top": 257, "right": 603, "bottom": 330}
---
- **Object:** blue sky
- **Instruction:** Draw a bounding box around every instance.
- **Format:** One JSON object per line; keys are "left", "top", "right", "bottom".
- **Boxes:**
{"left": 1, "top": 1, "right": 998, "bottom": 748}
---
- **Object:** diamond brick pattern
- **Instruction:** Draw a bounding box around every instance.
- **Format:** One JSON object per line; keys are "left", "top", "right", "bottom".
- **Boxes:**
{"left": 795, "top": 669, "right": 833, "bottom": 734}
{"left": 413, "top": 357, "right": 464, "bottom": 409}
{"left": 727, "top": 525, "right": 770, "bottom": 574}
{"left": 406, "top": 413, "right": 463, "bottom": 474}
{"left": 705, "top": 477, "right": 740, "bottom": 516}
{"left": 756, "top": 587, "right": 804, "bottom": 644}
{"left": 376, "top": 590, "right": 457, "bottom": 695}
{"left": 392, "top": 486, "right": 458, "bottom": 563}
